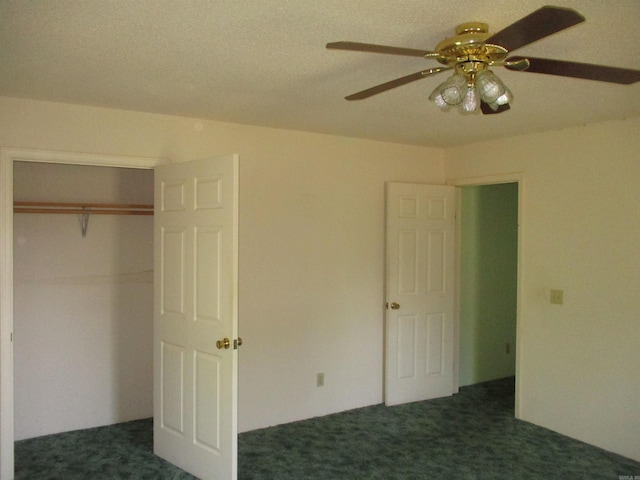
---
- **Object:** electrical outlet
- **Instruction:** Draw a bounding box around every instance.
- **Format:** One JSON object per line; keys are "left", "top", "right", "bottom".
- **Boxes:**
{"left": 550, "top": 289, "right": 564, "bottom": 305}
{"left": 505, "top": 343, "right": 510, "bottom": 354}
{"left": 316, "top": 373, "right": 324, "bottom": 387}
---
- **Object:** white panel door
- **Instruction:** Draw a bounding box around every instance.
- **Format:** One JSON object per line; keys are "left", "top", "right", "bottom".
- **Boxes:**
{"left": 385, "top": 183, "right": 455, "bottom": 406}
{"left": 154, "top": 154, "right": 239, "bottom": 480}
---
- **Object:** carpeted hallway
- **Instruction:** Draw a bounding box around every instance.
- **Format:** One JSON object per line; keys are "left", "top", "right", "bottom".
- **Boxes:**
{"left": 15, "top": 377, "right": 640, "bottom": 479}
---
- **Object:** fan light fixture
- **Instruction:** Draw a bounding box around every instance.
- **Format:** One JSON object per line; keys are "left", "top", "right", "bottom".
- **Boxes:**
{"left": 327, "top": 6, "right": 640, "bottom": 115}
{"left": 428, "top": 63, "right": 512, "bottom": 115}
{"left": 419, "top": 21, "right": 515, "bottom": 115}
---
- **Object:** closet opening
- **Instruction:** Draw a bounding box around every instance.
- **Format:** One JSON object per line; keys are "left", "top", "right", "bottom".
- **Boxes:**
{"left": 12, "top": 161, "right": 155, "bottom": 441}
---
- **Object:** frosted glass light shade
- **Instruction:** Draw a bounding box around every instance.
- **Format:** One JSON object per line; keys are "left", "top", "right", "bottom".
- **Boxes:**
{"left": 484, "top": 85, "right": 513, "bottom": 111}
{"left": 461, "top": 87, "right": 479, "bottom": 114}
{"left": 440, "top": 74, "right": 466, "bottom": 105}
{"left": 429, "top": 69, "right": 512, "bottom": 115}
{"left": 431, "top": 92, "right": 450, "bottom": 110}
{"left": 495, "top": 86, "right": 513, "bottom": 105}
{"left": 429, "top": 73, "right": 467, "bottom": 110}
{"left": 476, "top": 70, "right": 505, "bottom": 104}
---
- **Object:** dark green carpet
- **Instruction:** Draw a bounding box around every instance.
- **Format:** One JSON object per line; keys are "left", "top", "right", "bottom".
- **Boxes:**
{"left": 15, "top": 418, "right": 189, "bottom": 480}
{"left": 15, "top": 377, "right": 640, "bottom": 479}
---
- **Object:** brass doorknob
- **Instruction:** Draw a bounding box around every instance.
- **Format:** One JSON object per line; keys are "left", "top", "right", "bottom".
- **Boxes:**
{"left": 390, "top": 302, "right": 400, "bottom": 310}
{"left": 216, "top": 338, "right": 231, "bottom": 349}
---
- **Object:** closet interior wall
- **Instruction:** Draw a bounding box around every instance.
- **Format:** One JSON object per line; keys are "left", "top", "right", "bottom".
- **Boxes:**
{"left": 13, "top": 162, "right": 154, "bottom": 440}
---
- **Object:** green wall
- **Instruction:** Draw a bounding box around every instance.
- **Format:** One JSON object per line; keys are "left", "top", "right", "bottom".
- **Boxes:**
{"left": 459, "top": 183, "right": 518, "bottom": 387}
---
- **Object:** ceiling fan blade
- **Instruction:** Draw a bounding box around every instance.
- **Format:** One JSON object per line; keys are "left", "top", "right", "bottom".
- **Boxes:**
{"left": 506, "top": 56, "right": 640, "bottom": 84}
{"left": 327, "top": 41, "right": 438, "bottom": 58}
{"left": 345, "top": 67, "right": 451, "bottom": 101}
{"left": 480, "top": 102, "right": 510, "bottom": 115}
{"left": 486, "top": 6, "right": 585, "bottom": 53}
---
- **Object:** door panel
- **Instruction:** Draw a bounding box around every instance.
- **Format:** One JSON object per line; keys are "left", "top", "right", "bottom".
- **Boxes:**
{"left": 426, "top": 313, "right": 444, "bottom": 375}
{"left": 427, "top": 231, "right": 445, "bottom": 293}
{"left": 161, "top": 342, "right": 185, "bottom": 434}
{"left": 161, "top": 228, "right": 185, "bottom": 316}
{"left": 397, "top": 315, "right": 417, "bottom": 379}
{"left": 398, "top": 230, "right": 418, "bottom": 293}
{"left": 385, "top": 182, "right": 455, "bottom": 406}
{"left": 154, "top": 154, "right": 238, "bottom": 480}
{"left": 194, "top": 351, "right": 222, "bottom": 451}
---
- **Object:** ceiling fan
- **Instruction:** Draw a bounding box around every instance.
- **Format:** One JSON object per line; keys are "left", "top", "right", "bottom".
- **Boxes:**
{"left": 326, "top": 5, "right": 640, "bottom": 114}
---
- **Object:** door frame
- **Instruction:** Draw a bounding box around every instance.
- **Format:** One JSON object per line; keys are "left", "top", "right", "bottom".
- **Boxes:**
{"left": 448, "top": 173, "right": 524, "bottom": 418}
{"left": 0, "top": 147, "right": 164, "bottom": 479}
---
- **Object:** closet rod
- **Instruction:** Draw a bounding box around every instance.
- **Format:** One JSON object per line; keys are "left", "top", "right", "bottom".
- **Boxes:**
{"left": 14, "top": 201, "right": 154, "bottom": 215}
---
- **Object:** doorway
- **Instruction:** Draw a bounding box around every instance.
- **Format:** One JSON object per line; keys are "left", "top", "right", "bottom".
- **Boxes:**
{"left": 0, "top": 148, "right": 162, "bottom": 479}
{"left": 458, "top": 182, "right": 518, "bottom": 388}
{"left": 450, "top": 174, "right": 523, "bottom": 416}
{"left": 12, "top": 161, "right": 154, "bottom": 441}
{"left": 2, "top": 149, "right": 239, "bottom": 480}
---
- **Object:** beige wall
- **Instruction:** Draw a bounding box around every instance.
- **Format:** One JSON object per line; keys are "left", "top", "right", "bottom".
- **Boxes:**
{"left": 446, "top": 116, "right": 640, "bottom": 462}
{"left": 0, "top": 96, "right": 445, "bottom": 434}
{"left": 3, "top": 96, "right": 638, "bottom": 462}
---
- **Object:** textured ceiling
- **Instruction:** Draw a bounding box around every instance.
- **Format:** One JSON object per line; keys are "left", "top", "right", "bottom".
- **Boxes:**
{"left": 1, "top": 0, "right": 639, "bottom": 148}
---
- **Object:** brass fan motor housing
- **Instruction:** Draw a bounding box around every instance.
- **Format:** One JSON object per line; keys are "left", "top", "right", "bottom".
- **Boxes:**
{"left": 435, "top": 22, "right": 508, "bottom": 67}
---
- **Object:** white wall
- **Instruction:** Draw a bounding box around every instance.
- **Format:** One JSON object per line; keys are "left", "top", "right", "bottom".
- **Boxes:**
{"left": 13, "top": 163, "right": 154, "bottom": 439}
{"left": 0, "top": 96, "right": 445, "bottom": 434}
{"left": 446, "top": 116, "right": 640, "bottom": 462}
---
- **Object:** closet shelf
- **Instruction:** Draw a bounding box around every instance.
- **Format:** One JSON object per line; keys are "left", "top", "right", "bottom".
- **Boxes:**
{"left": 14, "top": 201, "right": 154, "bottom": 216}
